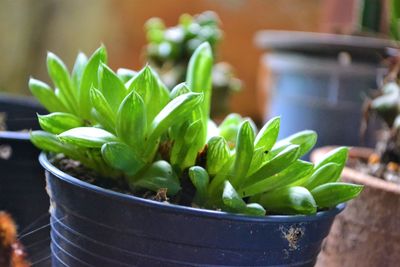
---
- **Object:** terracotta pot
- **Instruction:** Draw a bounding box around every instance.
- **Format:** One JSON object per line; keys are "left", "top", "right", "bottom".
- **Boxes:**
{"left": 311, "top": 146, "right": 400, "bottom": 267}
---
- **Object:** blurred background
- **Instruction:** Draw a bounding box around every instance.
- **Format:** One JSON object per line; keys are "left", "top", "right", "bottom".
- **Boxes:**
{"left": 0, "top": 0, "right": 325, "bottom": 122}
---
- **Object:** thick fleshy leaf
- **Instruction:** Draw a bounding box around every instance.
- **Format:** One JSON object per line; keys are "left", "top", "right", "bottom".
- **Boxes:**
{"left": 242, "top": 144, "right": 301, "bottom": 188}
{"left": 276, "top": 130, "right": 317, "bottom": 157}
{"left": 71, "top": 52, "right": 88, "bottom": 89}
{"left": 58, "top": 127, "right": 117, "bottom": 148}
{"left": 186, "top": 42, "right": 213, "bottom": 146}
{"left": 315, "top": 146, "right": 348, "bottom": 181}
{"left": 130, "top": 160, "right": 181, "bottom": 196}
{"left": 170, "top": 83, "right": 191, "bottom": 99}
{"left": 47, "top": 52, "right": 78, "bottom": 112}
{"left": 189, "top": 166, "right": 210, "bottom": 205}
{"left": 231, "top": 120, "right": 254, "bottom": 187}
{"left": 101, "top": 142, "right": 145, "bottom": 176}
{"left": 222, "top": 180, "right": 247, "bottom": 210}
{"left": 311, "top": 182, "right": 363, "bottom": 208}
{"left": 98, "top": 63, "right": 127, "bottom": 111}
{"left": 79, "top": 46, "right": 108, "bottom": 120}
{"left": 258, "top": 186, "right": 317, "bottom": 215}
{"left": 254, "top": 116, "right": 280, "bottom": 152}
{"left": 116, "top": 91, "right": 147, "bottom": 150}
{"left": 29, "top": 78, "right": 67, "bottom": 113}
{"left": 303, "top": 163, "right": 341, "bottom": 190}
{"left": 148, "top": 92, "right": 203, "bottom": 142}
{"left": 206, "top": 136, "right": 230, "bottom": 176}
{"left": 240, "top": 160, "right": 314, "bottom": 197}
{"left": 128, "top": 66, "right": 170, "bottom": 125}
{"left": 89, "top": 88, "right": 116, "bottom": 132}
{"left": 38, "top": 112, "right": 84, "bottom": 134}
{"left": 31, "top": 131, "right": 76, "bottom": 155}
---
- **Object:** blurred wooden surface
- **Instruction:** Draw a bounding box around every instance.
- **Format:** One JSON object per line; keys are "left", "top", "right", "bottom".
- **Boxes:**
{"left": 0, "top": 0, "right": 322, "bottom": 121}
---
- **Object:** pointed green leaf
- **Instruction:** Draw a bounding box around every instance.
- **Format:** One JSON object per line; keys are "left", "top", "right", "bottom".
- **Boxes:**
{"left": 116, "top": 91, "right": 147, "bottom": 150}
{"left": 31, "top": 131, "right": 77, "bottom": 156}
{"left": 29, "top": 78, "right": 67, "bottom": 113}
{"left": 38, "top": 112, "right": 84, "bottom": 134}
{"left": 186, "top": 42, "right": 213, "bottom": 146}
{"left": 206, "top": 136, "right": 230, "bottom": 176}
{"left": 311, "top": 182, "right": 363, "bottom": 208}
{"left": 254, "top": 116, "right": 280, "bottom": 152}
{"left": 79, "top": 46, "right": 108, "bottom": 120}
{"left": 303, "top": 163, "right": 341, "bottom": 190}
{"left": 72, "top": 52, "right": 88, "bottom": 89}
{"left": 240, "top": 160, "right": 314, "bottom": 197}
{"left": 98, "top": 63, "right": 127, "bottom": 111}
{"left": 222, "top": 180, "right": 247, "bottom": 210}
{"left": 218, "top": 113, "right": 243, "bottom": 147}
{"left": 243, "top": 144, "right": 301, "bottom": 188}
{"left": 258, "top": 186, "right": 317, "bottom": 215}
{"left": 315, "top": 146, "right": 348, "bottom": 181}
{"left": 170, "top": 83, "right": 191, "bottom": 99}
{"left": 47, "top": 52, "right": 78, "bottom": 112}
{"left": 189, "top": 166, "right": 210, "bottom": 205}
{"left": 128, "top": 66, "right": 170, "bottom": 125}
{"left": 101, "top": 142, "right": 145, "bottom": 176}
{"left": 58, "top": 127, "right": 117, "bottom": 148}
{"left": 231, "top": 120, "right": 254, "bottom": 187}
{"left": 277, "top": 130, "right": 317, "bottom": 157}
{"left": 89, "top": 88, "right": 116, "bottom": 132}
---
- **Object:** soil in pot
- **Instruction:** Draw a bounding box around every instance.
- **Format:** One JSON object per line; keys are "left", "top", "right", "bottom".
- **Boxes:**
{"left": 312, "top": 147, "right": 400, "bottom": 267}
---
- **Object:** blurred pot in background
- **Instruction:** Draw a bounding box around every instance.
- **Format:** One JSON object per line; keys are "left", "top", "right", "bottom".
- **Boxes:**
{"left": 0, "top": 95, "right": 50, "bottom": 265}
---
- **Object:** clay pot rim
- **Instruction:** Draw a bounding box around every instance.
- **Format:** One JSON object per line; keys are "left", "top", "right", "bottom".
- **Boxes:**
{"left": 311, "top": 146, "right": 400, "bottom": 195}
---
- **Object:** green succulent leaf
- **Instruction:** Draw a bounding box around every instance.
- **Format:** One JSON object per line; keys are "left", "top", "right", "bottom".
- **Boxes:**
{"left": 189, "top": 166, "right": 210, "bottom": 205}
{"left": 315, "top": 146, "right": 348, "bottom": 181}
{"left": 98, "top": 63, "right": 127, "bottom": 112}
{"left": 240, "top": 160, "right": 314, "bottom": 197}
{"left": 101, "top": 142, "right": 145, "bottom": 176}
{"left": 58, "top": 127, "right": 117, "bottom": 148}
{"left": 206, "top": 136, "right": 230, "bottom": 176}
{"left": 130, "top": 160, "right": 181, "bottom": 196}
{"left": 38, "top": 112, "right": 84, "bottom": 135}
{"left": 128, "top": 66, "right": 170, "bottom": 125}
{"left": 170, "top": 83, "right": 191, "bottom": 99}
{"left": 116, "top": 91, "right": 147, "bottom": 150}
{"left": 243, "top": 144, "right": 301, "bottom": 188}
{"left": 303, "top": 163, "right": 341, "bottom": 190}
{"left": 47, "top": 52, "right": 79, "bottom": 113}
{"left": 311, "top": 182, "right": 363, "bottom": 208}
{"left": 89, "top": 88, "right": 116, "bottom": 132}
{"left": 222, "top": 180, "right": 247, "bottom": 210}
{"left": 148, "top": 92, "right": 203, "bottom": 143}
{"left": 29, "top": 78, "right": 67, "bottom": 113}
{"left": 243, "top": 203, "right": 266, "bottom": 216}
{"left": 254, "top": 116, "right": 280, "bottom": 152}
{"left": 276, "top": 130, "right": 317, "bottom": 157}
{"left": 31, "top": 131, "right": 77, "bottom": 155}
{"left": 186, "top": 42, "right": 213, "bottom": 146}
{"left": 258, "top": 186, "right": 317, "bottom": 215}
{"left": 79, "top": 46, "right": 108, "bottom": 120}
{"left": 72, "top": 52, "right": 88, "bottom": 89}
{"left": 231, "top": 120, "right": 254, "bottom": 187}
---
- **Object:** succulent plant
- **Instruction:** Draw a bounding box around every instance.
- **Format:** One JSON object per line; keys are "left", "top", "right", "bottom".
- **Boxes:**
{"left": 144, "top": 11, "right": 241, "bottom": 116}
{"left": 30, "top": 43, "right": 362, "bottom": 216}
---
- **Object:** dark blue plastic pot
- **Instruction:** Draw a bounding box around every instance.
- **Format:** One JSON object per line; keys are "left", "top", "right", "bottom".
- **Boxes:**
{"left": 0, "top": 94, "right": 50, "bottom": 265}
{"left": 40, "top": 153, "right": 344, "bottom": 267}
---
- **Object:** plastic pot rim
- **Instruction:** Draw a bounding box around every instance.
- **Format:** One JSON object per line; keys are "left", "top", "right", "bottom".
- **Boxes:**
{"left": 40, "top": 152, "right": 345, "bottom": 223}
